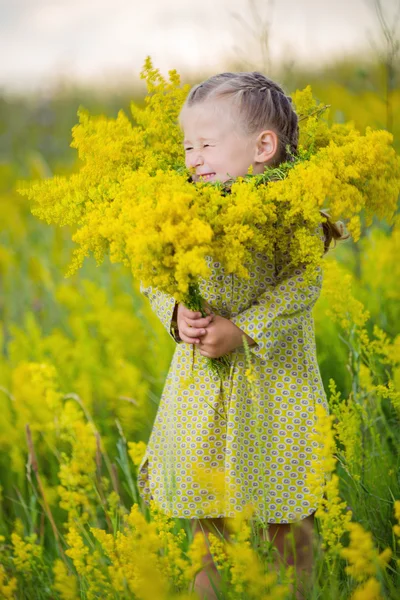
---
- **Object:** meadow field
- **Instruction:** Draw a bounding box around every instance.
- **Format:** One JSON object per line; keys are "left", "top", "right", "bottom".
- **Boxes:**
{"left": 0, "top": 56, "right": 399, "bottom": 598}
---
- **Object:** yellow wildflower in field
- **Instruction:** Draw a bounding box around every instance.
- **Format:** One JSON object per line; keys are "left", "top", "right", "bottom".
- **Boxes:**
{"left": 18, "top": 58, "right": 400, "bottom": 309}
{"left": 320, "top": 260, "right": 370, "bottom": 333}
{"left": 328, "top": 379, "right": 362, "bottom": 476}
{"left": 184, "top": 531, "right": 208, "bottom": 583}
{"left": 54, "top": 278, "right": 155, "bottom": 433}
{"left": 318, "top": 474, "right": 352, "bottom": 555}
{"left": 0, "top": 565, "right": 17, "bottom": 599}
{"left": 359, "top": 216, "right": 400, "bottom": 310}
{"left": 358, "top": 363, "right": 376, "bottom": 394}
{"left": 213, "top": 507, "right": 292, "bottom": 599}
{"left": 306, "top": 402, "right": 352, "bottom": 554}
{"left": 92, "top": 500, "right": 206, "bottom": 596}
{"left": 10, "top": 361, "right": 63, "bottom": 473}
{"left": 393, "top": 500, "right": 400, "bottom": 568}
{"left": 65, "top": 525, "right": 111, "bottom": 599}
{"left": 393, "top": 500, "right": 400, "bottom": 538}
{"left": 306, "top": 403, "right": 336, "bottom": 500}
{"left": 52, "top": 558, "right": 78, "bottom": 600}
{"left": 208, "top": 531, "right": 230, "bottom": 572}
{"left": 351, "top": 577, "right": 383, "bottom": 600}
{"left": 367, "top": 325, "right": 400, "bottom": 368}
{"left": 57, "top": 401, "right": 97, "bottom": 525}
{"left": 341, "top": 522, "right": 392, "bottom": 582}
{"left": 226, "top": 536, "right": 290, "bottom": 599}
{"left": 227, "top": 538, "right": 269, "bottom": 598}
{"left": 91, "top": 503, "right": 169, "bottom": 599}
{"left": 10, "top": 532, "right": 43, "bottom": 578}
{"left": 150, "top": 500, "right": 190, "bottom": 587}
{"left": 373, "top": 379, "right": 400, "bottom": 418}
{"left": 128, "top": 440, "right": 147, "bottom": 467}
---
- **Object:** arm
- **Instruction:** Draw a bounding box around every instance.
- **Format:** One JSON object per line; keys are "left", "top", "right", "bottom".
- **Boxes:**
{"left": 230, "top": 264, "right": 322, "bottom": 362}
{"left": 230, "top": 225, "right": 324, "bottom": 362}
{"left": 139, "top": 282, "right": 182, "bottom": 343}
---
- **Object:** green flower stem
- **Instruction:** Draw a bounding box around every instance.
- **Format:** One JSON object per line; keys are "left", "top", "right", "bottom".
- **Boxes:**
{"left": 184, "top": 281, "right": 231, "bottom": 379}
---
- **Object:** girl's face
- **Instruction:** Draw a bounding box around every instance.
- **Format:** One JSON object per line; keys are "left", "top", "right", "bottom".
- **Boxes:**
{"left": 180, "top": 99, "right": 276, "bottom": 184}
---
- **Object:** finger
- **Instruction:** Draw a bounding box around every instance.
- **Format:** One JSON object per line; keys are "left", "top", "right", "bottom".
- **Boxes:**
{"left": 182, "top": 325, "right": 206, "bottom": 339}
{"left": 180, "top": 333, "right": 201, "bottom": 344}
{"left": 198, "top": 348, "right": 212, "bottom": 358}
{"left": 181, "top": 306, "right": 202, "bottom": 319}
{"left": 185, "top": 315, "right": 213, "bottom": 328}
{"left": 203, "top": 304, "right": 213, "bottom": 315}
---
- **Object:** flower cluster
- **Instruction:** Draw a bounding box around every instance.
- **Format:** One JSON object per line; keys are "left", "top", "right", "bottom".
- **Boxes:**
{"left": 57, "top": 401, "right": 98, "bottom": 526}
{"left": 0, "top": 564, "right": 17, "bottom": 599}
{"left": 305, "top": 402, "right": 352, "bottom": 556}
{"left": 17, "top": 59, "right": 400, "bottom": 309}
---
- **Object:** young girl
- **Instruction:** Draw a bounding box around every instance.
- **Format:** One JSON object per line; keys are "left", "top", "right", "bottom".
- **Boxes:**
{"left": 138, "top": 71, "right": 347, "bottom": 599}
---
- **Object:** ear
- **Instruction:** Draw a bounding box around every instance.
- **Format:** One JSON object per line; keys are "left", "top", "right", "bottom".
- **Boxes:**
{"left": 253, "top": 130, "right": 279, "bottom": 164}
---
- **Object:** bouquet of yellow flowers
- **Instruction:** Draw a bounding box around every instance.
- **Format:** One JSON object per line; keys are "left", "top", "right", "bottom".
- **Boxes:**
{"left": 18, "top": 58, "right": 400, "bottom": 375}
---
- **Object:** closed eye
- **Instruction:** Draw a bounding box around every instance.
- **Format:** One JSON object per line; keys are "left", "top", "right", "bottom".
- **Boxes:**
{"left": 184, "top": 144, "right": 213, "bottom": 151}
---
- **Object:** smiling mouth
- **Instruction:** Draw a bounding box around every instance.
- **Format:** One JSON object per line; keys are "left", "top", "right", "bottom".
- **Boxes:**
{"left": 197, "top": 173, "right": 216, "bottom": 181}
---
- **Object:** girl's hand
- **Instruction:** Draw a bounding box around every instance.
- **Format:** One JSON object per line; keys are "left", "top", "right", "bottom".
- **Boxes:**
{"left": 176, "top": 303, "right": 214, "bottom": 345}
{"left": 198, "top": 315, "right": 255, "bottom": 359}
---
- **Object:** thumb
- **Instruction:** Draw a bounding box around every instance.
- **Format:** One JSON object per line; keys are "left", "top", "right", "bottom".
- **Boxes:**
{"left": 203, "top": 302, "right": 214, "bottom": 315}
{"left": 182, "top": 305, "right": 202, "bottom": 318}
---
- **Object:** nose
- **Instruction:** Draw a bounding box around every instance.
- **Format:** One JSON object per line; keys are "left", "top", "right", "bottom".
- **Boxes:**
{"left": 186, "top": 150, "right": 204, "bottom": 169}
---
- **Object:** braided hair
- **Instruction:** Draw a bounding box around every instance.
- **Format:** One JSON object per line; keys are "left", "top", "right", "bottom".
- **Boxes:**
{"left": 181, "top": 71, "right": 349, "bottom": 253}
{"left": 182, "top": 71, "right": 298, "bottom": 165}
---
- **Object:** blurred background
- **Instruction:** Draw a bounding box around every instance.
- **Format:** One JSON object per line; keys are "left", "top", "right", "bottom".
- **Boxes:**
{"left": 0, "top": 0, "right": 399, "bottom": 435}
{"left": 1, "top": 0, "right": 398, "bottom": 92}
{"left": 0, "top": 6, "right": 400, "bottom": 592}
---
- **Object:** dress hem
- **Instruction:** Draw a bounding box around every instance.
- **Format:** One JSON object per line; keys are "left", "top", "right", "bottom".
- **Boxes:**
{"left": 137, "top": 453, "right": 321, "bottom": 524}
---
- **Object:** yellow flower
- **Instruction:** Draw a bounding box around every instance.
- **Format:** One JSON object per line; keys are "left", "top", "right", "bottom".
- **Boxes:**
{"left": 341, "top": 522, "right": 392, "bottom": 582}
{"left": 208, "top": 532, "right": 230, "bottom": 572}
{"left": 128, "top": 440, "right": 147, "bottom": 467}
{"left": 52, "top": 559, "right": 78, "bottom": 600}
{"left": 328, "top": 379, "right": 362, "bottom": 474}
{"left": 320, "top": 260, "right": 370, "bottom": 334}
{"left": 184, "top": 531, "right": 208, "bottom": 582}
{"left": 393, "top": 500, "right": 400, "bottom": 538}
{"left": 65, "top": 525, "right": 111, "bottom": 598}
{"left": 0, "top": 565, "right": 17, "bottom": 599}
{"left": 351, "top": 577, "right": 383, "bottom": 600}
{"left": 17, "top": 58, "right": 400, "bottom": 310}
{"left": 305, "top": 399, "right": 352, "bottom": 555}
{"left": 306, "top": 403, "right": 336, "bottom": 501}
{"left": 57, "top": 401, "right": 97, "bottom": 525}
{"left": 91, "top": 503, "right": 169, "bottom": 600}
{"left": 11, "top": 532, "right": 43, "bottom": 577}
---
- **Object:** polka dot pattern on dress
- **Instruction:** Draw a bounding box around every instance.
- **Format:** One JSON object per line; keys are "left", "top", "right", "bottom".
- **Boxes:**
{"left": 138, "top": 224, "right": 329, "bottom": 524}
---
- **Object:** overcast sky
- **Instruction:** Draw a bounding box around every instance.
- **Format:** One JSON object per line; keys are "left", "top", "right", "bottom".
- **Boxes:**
{"left": 0, "top": 0, "right": 398, "bottom": 92}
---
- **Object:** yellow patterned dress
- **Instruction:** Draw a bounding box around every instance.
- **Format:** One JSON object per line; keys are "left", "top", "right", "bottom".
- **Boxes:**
{"left": 138, "top": 224, "right": 329, "bottom": 524}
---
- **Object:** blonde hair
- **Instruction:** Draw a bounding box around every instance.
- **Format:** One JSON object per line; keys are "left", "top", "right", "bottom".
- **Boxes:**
{"left": 183, "top": 71, "right": 349, "bottom": 253}
{"left": 320, "top": 209, "right": 351, "bottom": 253}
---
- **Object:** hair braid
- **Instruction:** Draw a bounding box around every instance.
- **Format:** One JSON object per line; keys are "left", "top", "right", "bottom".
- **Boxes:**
{"left": 182, "top": 71, "right": 348, "bottom": 250}
{"left": 184, "top": 71, "right": 299, "bottom": 163}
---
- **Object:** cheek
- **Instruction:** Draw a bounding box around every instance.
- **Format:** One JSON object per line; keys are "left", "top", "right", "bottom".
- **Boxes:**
{"left": 214, "top": 147, "right": 232, "bottom": 168}
{"left": 233, "top": 144, "right": 253, "bottom": 167}
{"left": 223, "top": 149, "right": 242, "bottom": 171}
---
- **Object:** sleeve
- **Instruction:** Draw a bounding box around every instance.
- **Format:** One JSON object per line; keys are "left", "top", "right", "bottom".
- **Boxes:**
{"left": 230, "top": 225, "right": 324, "bottom": 362}
{"left": 139, "top": 282, "right": 182, "bottom": 344}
